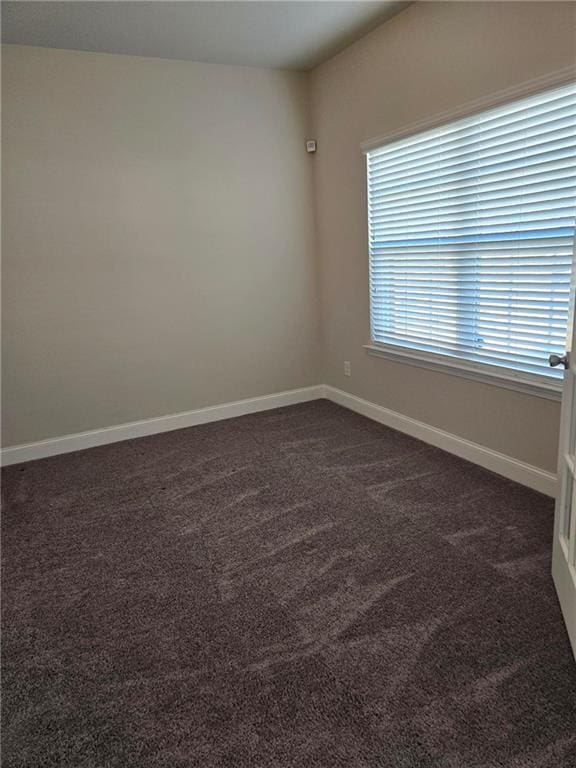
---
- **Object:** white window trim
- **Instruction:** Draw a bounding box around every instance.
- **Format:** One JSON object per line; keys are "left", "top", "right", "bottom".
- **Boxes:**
{"left": 363, "top": 342, "right": 562, "bottom": 401}
{"left": 362, "top": 66, "right": 576, "bottom": 402}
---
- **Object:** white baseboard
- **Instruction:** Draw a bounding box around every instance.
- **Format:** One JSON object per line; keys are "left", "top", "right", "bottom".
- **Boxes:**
{"left": 0, "top": 385, "right": 325, "bottom": 467}
{"left": 323, "top": 385, "right": 557, "bottom": 498}
{"left": 1, "top": 383, "right": 557, "bottom": 497}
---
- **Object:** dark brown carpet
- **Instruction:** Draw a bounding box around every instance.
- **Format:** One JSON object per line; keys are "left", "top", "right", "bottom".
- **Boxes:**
{"left": 2, "top": 400, "right": 576, "bottom": 767}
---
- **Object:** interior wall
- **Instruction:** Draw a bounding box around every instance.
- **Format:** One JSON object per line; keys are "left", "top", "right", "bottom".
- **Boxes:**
{"left": 310, "top": 1, "right": 576, "bottom": 474}
{"left": 2, "top": 45, "right": 320, "bottom": 446}
{"left": 3, "top": 3, "right": 575, "bottom": 470}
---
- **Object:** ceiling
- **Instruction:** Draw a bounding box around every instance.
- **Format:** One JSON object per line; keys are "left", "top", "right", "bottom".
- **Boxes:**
{"left": 1, "top": 1, "right": 409, "bottom": 71}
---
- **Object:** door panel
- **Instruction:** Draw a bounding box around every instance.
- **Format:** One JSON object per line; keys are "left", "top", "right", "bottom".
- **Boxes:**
{"left": 552, "top": 282, "right": 576, "bottom": 659}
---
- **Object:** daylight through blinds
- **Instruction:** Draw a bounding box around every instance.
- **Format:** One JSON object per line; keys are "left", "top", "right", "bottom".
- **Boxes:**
{"left": 366, "top": 82, "right": 576, "bottom": 381}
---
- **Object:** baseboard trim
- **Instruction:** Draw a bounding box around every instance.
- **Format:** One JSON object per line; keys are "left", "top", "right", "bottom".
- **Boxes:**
{"left": 2, "top": 383, "right": 557, "bottom": 497}
{"left": 323, "top": 385, "right": 557, "bottom": 498}
{"left": 1, "top": 385, "right": 325, "bottom": 467}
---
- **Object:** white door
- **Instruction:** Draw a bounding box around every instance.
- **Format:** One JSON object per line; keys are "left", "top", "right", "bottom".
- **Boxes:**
{"left": 551, "top": 285, "right": 576, "bottom": 660}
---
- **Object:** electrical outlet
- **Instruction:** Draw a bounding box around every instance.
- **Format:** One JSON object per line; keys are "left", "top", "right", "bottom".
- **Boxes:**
{"left": 344, "top": 361, "right": 351, "bottom": 377}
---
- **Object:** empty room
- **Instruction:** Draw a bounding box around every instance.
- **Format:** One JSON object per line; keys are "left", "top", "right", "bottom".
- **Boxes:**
{"left": 2, "top": 1, "right": 576, "bottom": 765}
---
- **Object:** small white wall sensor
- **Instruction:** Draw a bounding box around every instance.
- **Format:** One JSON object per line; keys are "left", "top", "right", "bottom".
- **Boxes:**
{"left": 306, "top": 140, "right": 317, "bottom": 153}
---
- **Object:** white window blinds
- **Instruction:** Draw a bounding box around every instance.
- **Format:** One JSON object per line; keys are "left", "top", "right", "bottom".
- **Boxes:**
{"left": 367, "top": 81, "right": 576, "bottom": 383}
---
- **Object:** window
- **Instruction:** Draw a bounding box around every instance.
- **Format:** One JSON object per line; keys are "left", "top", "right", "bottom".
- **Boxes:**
{"left": 366, "top": 81, "right": 576, "bottom": 392}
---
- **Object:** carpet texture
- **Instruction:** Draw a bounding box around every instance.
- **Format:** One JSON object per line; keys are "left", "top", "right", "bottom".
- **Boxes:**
{"left": 2, "top": 399, "right": 576, "bottom": 767}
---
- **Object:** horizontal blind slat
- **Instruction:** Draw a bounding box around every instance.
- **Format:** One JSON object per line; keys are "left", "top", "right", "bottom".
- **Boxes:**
{"left": 368, "top": 167, "right": 575, "bottom": 207}
{"left": 370, "top": 327, "right": 558, "bottom": 362}
{"left": 370, "top": 294, "right": 569, "bottom": 312}
{"left": 369, "top": 196, "right": 576, "bottom": 229}
{"left": 369, "top": 134, "right": 576, "bottom": 192}
{"left": 375, "top": 307, "right": 568, "bottom": 330}
{"left": 368, "top": 160, "right": 576, "bottom": 206}
{"left": 370, "top": 306, "right": 568, "bottom": 332}
{"left": 368, "top": 152, "right": 576, "bottom": 199}
{"left": 368, "top": 113, "right": 576, "bottom": 177}
{"left": 369, "top": 337, "right": 563, "bottom": 378}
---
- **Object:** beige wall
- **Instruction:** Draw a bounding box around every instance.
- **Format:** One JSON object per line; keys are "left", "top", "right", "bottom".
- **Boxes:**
{"left": 310, "top": 1, "right": 576, "bottom": 473}
{"left": 2, "top": 45, "right": 319, "bottom": 446}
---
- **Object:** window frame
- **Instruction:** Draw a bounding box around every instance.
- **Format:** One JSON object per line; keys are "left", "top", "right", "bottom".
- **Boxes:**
{"left": 362, "top": 67, "right": 576, "bottom": 402}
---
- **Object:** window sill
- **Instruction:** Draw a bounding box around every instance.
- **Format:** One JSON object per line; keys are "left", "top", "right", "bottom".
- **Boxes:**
{"left": 363, "top": 343, "right": 562, "bottom": 402}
